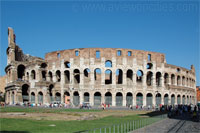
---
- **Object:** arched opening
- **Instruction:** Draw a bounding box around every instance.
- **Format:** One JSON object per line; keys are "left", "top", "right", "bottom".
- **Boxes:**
{"left": 136, "top": 70, "right": 143, "bottom": 83}
{"left": 155, "top": 93, "right": 161, "bottom": 106}
{"left": 31, "top": 70, "right": 36, "bottom": 80}
{"left": 105, "top": 60, "right": 112, "bottom": 67}
{"left": 56, "top": 70, "right": 61, "bottom": 82}
{"left": 116, "top": 92, "right": 123, "bottom": 106}
{"left": 105, "top": 92, "right": 112, "bottom": 106}
{"left": 74, "top": 69, "right": 80, "bottom": 84}
{"left": 171, "top": 74, "right": 175, "bottom": 85}
{"left": 105, "top": 69, "right": 112, "bottom": 84}
{"left": 182, "top": 95, "right": 185, "bottom": 105}
{"left": 164, "top": 94, "right": 169, "bottom": 105}
{"left": 64, "top": 61, "right": 70, "bottom": 68}
{"left": 49, "top": 84, "right": 54, "bottom": 103}
{"left": 55, "top": 92, "right": 61, "bottom": 102}
{"left": 146, "top": 63, "right": 153, "bottom": 69}
{"left": 146, "top": 93, "right": 153, "bottom": 107}
{"left": 187, "top": 96, "right": 189, "bottom": 105}
{"left": 17, "top": 65, "right": 25, "bottom": 80}
{"left": 84, "top": 68, "right": 90, "bottom": 83}
{"left": 31, "top": 92, "right": 35, "bottom": 103}
{"left": 156, "top": 72, "right": 161, "bottom": 87}
{"left": 127, "top": 69, "right": 133, "bottom": 85}
{"left": 182, "top": 76, "right": 185, "bottom": 86}
{"left": 94, "top": 92, "right": 101, "bottom": 106}
{"left": 41, "top": 63, "right": 47, "bottom": 68}
{"left": 116, "top": 69, "right": 123, "bottom": 84}
{"left": 48, "top": 71, "right": 53, "bottom": 81}
{"left": 171, "top": 94, "right": 175, "bottom": 105}
{"left": 73, "top": 91, "right": 80, "bottom": 106}
{"left": 84, "top": 92, "right": 90, "bottom": 103}
{"left": 22, "top": 84, "right": 29, "bottom": 103}
{"left": 64, "top": 91, "right": 70, "bottom": 104}
{"left": 94, "top": 68, "right": 101, "bottom": 84}
{"left": 38, "top": 92, "right": 43, "bottom": 104}
{"left": 164, "top": 73, "right": 169, "bottom": 86}
{"left": 64, "top": 70, "right": 70, "bottom": 84}
{"left": 126, "top": 92, "right": 133, "bottom": 106}
{"left": 136, "top": 93, "right": 143, "bottom": 106}
{"left": 146, "top": 71, "right": 153, "bottom": 86}
{"left": 42, "top": 71, "right": 46, "bottom": 81}
{"left": 177, "top": 95, "right": 181, "bottom": 105}
{"left": 177, "top": 75, "right": 181, "bottom": 86}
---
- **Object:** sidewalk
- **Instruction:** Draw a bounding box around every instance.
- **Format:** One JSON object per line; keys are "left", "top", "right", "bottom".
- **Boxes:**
{"left": 131, "top": 118, "right": 180, "bottom": 133}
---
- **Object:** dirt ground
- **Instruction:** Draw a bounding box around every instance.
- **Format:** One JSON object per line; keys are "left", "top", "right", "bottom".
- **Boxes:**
{"left": 0, "top": 110, "right": 150, "bottom": 121}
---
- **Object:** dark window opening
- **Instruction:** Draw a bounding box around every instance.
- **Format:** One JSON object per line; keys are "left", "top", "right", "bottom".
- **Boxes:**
{"left": 96, "top": 51, "right": 100, "bottom": 58}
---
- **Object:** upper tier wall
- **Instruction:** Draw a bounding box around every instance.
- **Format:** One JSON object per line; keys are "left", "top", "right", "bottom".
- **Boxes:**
{"left": 45, "top": 48, "right": 166, "bottom": 63}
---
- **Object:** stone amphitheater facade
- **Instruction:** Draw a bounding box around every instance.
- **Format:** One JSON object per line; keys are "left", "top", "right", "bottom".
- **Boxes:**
{"left": 5, "top": 27, "right": 196, "bottom": 107}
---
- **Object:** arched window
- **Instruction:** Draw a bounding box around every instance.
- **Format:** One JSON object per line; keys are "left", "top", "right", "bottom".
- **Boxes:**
{"left": 164, "top": 73, "right": 169, "bottom": 85}
{"left": 56, "top": 70, "right": 61, "bottom": 82}
{"left": 156, "top": 72, "right": 161, "bottom": 86}
{"left": 48, "top": 71, "right": 53, "bottom": 81}
{"left": 31, "top": 70, "right": 36, "bottom": 80}
{"left": 171, "top": 74, "right": 175, "bottom": 85}
{"left": 41, "top": 63, "right": 47, "bottom": 68}
{"left": 116, "top": 69, "right": 123, "bottom": 84}
{"left": 64, "top": 70, "right": 70, "bottom": 84}
{"left": 94, "top": 68, "right": 101, "bottom": 83}
{"left": 74, "top": 69, "right": 80, "bottom": 84}
{"left": 105, "top": 69, "right": 112, "bottom": 84}
{"left": 146, "top": 71, "right": 153, "bottom": 86}
{"left": 64, "top": 61, "right": 70, "bottom": 68}
{"left": 105, "top": 60, "right": 112, "bottom": 67}
{"left": 17, "top": 65, "right": 25, "bottom": 80}
{"left": 127, "top": 69, "right": 133, "bottom": 84}
{"left": 42, "top": 71, "right": 46, "bottom": 81}
{"left": 136, "top": 70, "right": 143, "bottom": 83}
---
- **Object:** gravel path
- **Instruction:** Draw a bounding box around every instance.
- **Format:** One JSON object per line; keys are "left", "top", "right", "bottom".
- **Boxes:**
{"left": 131, "top": 114, "right": 200, "bottom": 133}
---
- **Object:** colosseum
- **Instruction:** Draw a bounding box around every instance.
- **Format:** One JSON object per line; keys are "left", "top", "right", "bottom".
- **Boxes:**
{"left": 5, "top": 27, "right": 197, "bottom": 107}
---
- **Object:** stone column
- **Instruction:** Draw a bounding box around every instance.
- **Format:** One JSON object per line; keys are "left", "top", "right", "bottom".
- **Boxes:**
{"left": 90, "top": 70, "right": 94, "bottom": 85}
{"left": 123, "top": 93, "right": 126, "bottom": 106}
{"left": 143, "top": 74, "right": 147, "bottom": 87}
{"left": 79, "top": 92, "right": 83, "bottom": 105}
{"left": 70, "top": 70, "right": 73, "bottom": 85}
{"left": 112, "top": 93, "right": 116, "bottom": 106}
{"left": 90, "top": 92, "right": 94, "bottom": 106}
{"left": 123, "top": 71, "right": 127, "bottom": 86}
{"left": 80, "top": 71, "right": 84, "bottom": 86}
{"left": 133, "top": 73, "right": 136, "bottom": 86}
{"left": 53, "top": 73, "right": 57, "bottom": 82}
{"left": 143, "top": 93, "right": 146, "bottom": 107}
{"left": 161, "top": 94, "right": 164, "bottom": 105}
{"left": 35, "top": 93, "right": 38, "bottom": 104}
{"left": 161, "top": 76, "right": 164, "bottom": 87}
{"left": 168, "top": 75, "right": 171, "bottom": 85}
{"left": 101, "top": 93, "right": 105, "bottom": 105}
{"left": 101, "top": 69, "right": 105, "bottom": 85}
{"left": 175, "top": 94, "right": 177, "bottom": 105}
{"left": 152, "top": 74, "right": 156, "bottom": 88}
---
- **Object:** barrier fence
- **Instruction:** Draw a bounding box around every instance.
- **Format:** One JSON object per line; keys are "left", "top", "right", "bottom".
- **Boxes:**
{"left": 79, "top": 114, "right": 168, "bottom": 133}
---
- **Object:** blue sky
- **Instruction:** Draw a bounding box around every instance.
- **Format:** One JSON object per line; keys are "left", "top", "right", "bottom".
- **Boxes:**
{"left": 0, "top": 0, "right": 199, "bottom": 85}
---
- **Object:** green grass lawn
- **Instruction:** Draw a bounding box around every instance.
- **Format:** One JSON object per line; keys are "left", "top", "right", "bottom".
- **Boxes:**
{"left": 0, "top": 115, "right": 143, "bottom": 132}
{"left": 0, "top": 107, "right": 166, "bottom": 133}
{"left": 0, "top": 106, "right": 101, "bottom": 113}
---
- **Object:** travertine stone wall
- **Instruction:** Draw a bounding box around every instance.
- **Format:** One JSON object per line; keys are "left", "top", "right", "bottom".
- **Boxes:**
{"left": 4, "top": 28, "right": 197, "bottom": 107}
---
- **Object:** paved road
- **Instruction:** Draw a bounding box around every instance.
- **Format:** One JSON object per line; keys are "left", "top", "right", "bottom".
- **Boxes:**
{"left": 132, "top": 114, "right": 200, "bottom": 133}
